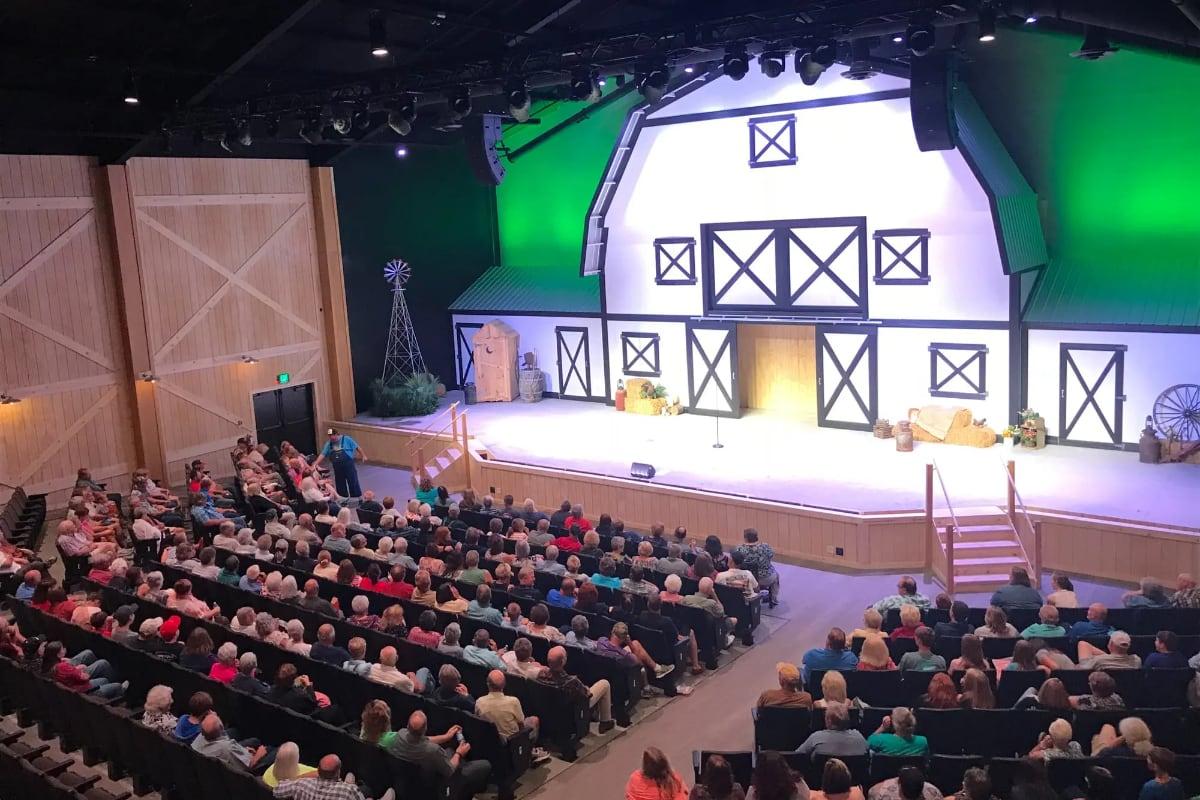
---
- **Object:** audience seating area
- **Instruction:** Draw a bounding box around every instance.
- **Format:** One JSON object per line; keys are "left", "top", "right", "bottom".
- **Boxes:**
{"left": 1, "top": 487, "right": 47, "bottom": 558}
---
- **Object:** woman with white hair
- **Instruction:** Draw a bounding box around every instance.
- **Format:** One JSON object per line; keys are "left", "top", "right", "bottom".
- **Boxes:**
{"left": 254, "top": 534, "right": 274, "bottom": 561}
{"left": 336, "top": 507, "right": 372, "bottom": 535}
{"left": 417, "top": 502, "right": 432, "bottom": 518}
{"left": 403, "top": 499, "right": 421, "bottom": 523}
{"left": 1029, "top": 718, "right": 1084, "bottom": 760}
{"left": 348, "top": 595, "right": 380, "bottom": 630}
{"left": 256, "top": 613, "right": 290, "bottom": 648}
{"left": 300, "top": 476, "right": 328, "bottom": 504}
{"left": 262, "top": 741, "right": 317, "bottom": 788}
{"left": 239, "top": 563, "right": 264, "bottom": 593}
{"left": 263, "top": 571, "right": 284, "bottom": 598}
{"left": 379, "top": 514, "right": 396, "bottom": 531}
{"left": 374, "top": 536, "right": 394, "bottom": 562}
{"left": 265, "top": 511, "right": 292, "bottom": 540}
{"left": 139, "top": 571, "right": 167, "bottom": 603}
{"left": 235, "top": 529, "right": 257, "bottom": 555}
{"left": 285, "top": 619, "right": 311, "bottom": 655}
{"left": 867, "top": 707, "right": 929, "bottom": 755}
{"left": 279, "top": 574, "right": 300, "bottom": 602}
{"left": 209, "top": 641, "right": 238, "bottom": 683}
{"left": 660, "top": 573, "right": 685, "bottom": 603}
{"left": 141, "top": 684, "right": 177, "bottom": 733}
{"left": 1092, "top": 715, "right": 1155, "bottom": 758}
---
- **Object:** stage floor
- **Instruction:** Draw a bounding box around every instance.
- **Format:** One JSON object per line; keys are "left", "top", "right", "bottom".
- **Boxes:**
{"left": 355, "top": 393, "right": 1200, "bottom": 529}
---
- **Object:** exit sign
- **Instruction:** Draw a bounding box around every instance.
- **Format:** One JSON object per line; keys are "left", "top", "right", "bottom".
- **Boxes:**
{"left": 276, "top": 372, "right": 291, "bottom": 385}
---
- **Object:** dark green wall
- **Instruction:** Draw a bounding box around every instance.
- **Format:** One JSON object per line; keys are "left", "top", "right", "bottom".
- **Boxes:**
{"left": 334, "top": 144, "right": 497, "bottom": 411}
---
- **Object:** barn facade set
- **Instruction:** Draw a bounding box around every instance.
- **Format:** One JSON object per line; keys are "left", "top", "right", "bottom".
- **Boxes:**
{"left": 451, "top": 67, "right": 1200, "bottom": 449}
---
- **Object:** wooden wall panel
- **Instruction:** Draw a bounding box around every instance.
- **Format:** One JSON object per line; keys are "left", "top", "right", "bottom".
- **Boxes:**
{"left": 737, "top": 323, "right": 817, "bottom": 418}
{"left": 0, "top": 155, "right": 137, "bottom": 503}
{"left": 125, "top": 158, "right": 332, "bottom": 483}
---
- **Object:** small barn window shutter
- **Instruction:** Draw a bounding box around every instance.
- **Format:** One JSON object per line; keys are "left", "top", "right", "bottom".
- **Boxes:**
{"left": 928, "top": 342, "right": 988, "bottom": 400}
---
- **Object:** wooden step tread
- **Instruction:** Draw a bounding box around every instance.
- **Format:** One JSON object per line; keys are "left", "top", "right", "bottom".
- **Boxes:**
{"left": 953, "top": 556, "right": 1027, "bottom": 567}
{"left": 950, "top": 539, "right": 1023, "bottom": 550}
{"left": 952, "top": 572, "right": 1016, "bottom": 585}
{"left": 951, "top": 524, "right": 1016, "bottom": 534}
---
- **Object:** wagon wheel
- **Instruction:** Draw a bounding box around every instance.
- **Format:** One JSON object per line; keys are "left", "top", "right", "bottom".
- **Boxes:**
{"left": 1153, "top": 383, "right": 1200, "bottom": 441}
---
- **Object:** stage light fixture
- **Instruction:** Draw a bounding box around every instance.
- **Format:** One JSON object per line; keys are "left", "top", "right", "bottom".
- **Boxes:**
{"left": 597, "top": 76, "right": 607, "bottom": 86}
{"left": 235, "top": 119, "right": 252, "bottom": 147}
{"left": 447, "top": 85, "right": 472, "bottom": 119}
{"left": 353, "top": 107, "right": 373, "bottom": 131}
{"left": 723, "top": 43, "right": 749, "bottom": 80}
{"left": 504, "top": 77, "right": 531, "bottom": 121}
{"left": 122, "top": 70, "right": 139, "bottom": 105}
{"left": 905, "top": 18, "right": 936, "bottom": 56}
{"left": 841, "top": 39, "right": 878, "bottom": 80}
{"left": 636, "top": 60, "right": 669, "bottom": 102}
{"left": 240, "top": 355, "right": 259, "bottom": 365}
{"left": 892, "top": 34, "right": 904, "bottom": 43}
{"left": 139, "top": 371, "right": 159, "bottom": 384}
{"left": 569, "top": 67, "right": 601, "bottom": 103}
{"left": 796, "top": 40, "right": 836, "bottom": 86}
{"left": 977, "top": 3, "right": 997, "bottom": 42}
{"left": 0, "top": 392, "right": 20, "bottom": 405}
{"left": 386, "top": 95, "right": 417, "bottom": 135}
{"left": 1024, "top": 15, "right": 1038, "bottom": 24}
{"left": 394, "top": 144, "right": 408, "bottom": 158}
{"left": 298, "top": 117, "right": 323, "bottom": 144}
{"left": 330, "top": 104, "right": 355, "bottom": 135}
{"left": 683, "top": 65, "right": 695, "bottom": 74}
{"left": 1071, "top": 26, "right": 1119, "bottom": 60}
{"left": 759, "top": 51, "right": 786, "bottom": 78}
{"left": 369, "top": 10, "right": 389, "bottom": 57}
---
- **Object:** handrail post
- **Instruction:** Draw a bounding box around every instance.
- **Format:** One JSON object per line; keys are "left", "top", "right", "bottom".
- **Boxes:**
{"left": 924, "top": 462, "right": 934, "bottom": 577}
{"left": 451, "top": 404, "right": 459, "bottom": 444}
{"left": 1033, "top": 519, "right": 1042, "bottom": 584}
{"left": 1007, "top": 459, "right": 1017, "bottom": 528}
{"left": 460, "top": 413, "right": 471, "bottom": 491}
{"left": 416, "top": 446, "right": 425, "bottom": 483}
{"left": 945, "top": 524, "right": 955, "bottom": 595}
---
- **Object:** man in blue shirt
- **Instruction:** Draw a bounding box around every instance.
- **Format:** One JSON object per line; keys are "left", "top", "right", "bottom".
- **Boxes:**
{"left": 1067, "top": 603, "right": 1115, "bottom": 639}
{"left": 15, "top": 569, "right": 40, "bottom": 600}
{"left": 989, "top": 566, "right": 1043, "bottom": 611}
{"left": 312, "top": 428, "right": 366, "bottom": 502}
{"left": 465, "top": 585, "right": 504, "bottom": 624}
{"left": 802, "top": 627, "right": 859, "bottom": 681}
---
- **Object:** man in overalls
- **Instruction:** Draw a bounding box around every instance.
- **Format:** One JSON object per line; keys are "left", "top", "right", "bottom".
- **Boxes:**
{"left": 311, "top": 428, "right": 366, "bottom": 503}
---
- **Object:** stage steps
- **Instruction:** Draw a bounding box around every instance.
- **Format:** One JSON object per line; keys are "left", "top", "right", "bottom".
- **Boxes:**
{"left": 932, "top": 504, "right": 1033, "bottom": 594}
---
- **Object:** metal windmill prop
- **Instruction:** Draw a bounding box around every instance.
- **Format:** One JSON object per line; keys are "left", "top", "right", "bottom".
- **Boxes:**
{"left": 380, "top": 258, "right": 427, "bottom": 384}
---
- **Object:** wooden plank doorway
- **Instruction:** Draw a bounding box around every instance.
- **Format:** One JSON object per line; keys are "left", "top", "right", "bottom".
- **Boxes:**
{"left": 736, "top": 323, "right": 817, "bottom": 420}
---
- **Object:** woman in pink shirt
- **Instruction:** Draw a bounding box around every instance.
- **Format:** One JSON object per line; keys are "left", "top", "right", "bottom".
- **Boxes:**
{"left": 208, "top": 642, "right": 238, "bottom": 683}
{"left": 626, "top": 748, "right": 688, "bottom": 800}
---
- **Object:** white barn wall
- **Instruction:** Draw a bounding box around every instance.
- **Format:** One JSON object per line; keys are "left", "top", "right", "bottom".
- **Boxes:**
{"left": 603, "top": 82, "right": 1008, "bottom": 322}
{"left": 605, "top": 319, "right": 690, "bottom": 404}
{"left": 876, "top": 326, "right": 1010, "bottom": 427}
{"left": 452, "top": 314, "right": 605, "bottom": 399}
{"left": 1027, "top": 329, "right": 1200, "bottom": 445}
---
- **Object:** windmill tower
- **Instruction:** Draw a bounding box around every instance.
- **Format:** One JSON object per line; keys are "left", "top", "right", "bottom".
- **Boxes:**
{"left": 381, "top": 258, "right": 427, "bottom": 383}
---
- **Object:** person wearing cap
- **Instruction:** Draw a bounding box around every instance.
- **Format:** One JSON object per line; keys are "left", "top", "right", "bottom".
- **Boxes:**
{"left": 1077, "top": 630, "right": 1142, "bottom": 670}
{"left": 757, "top": 662, "right": 814, "bottom": 708}
{"left": 311, "top": 428, "right": 366, "bottom": 503}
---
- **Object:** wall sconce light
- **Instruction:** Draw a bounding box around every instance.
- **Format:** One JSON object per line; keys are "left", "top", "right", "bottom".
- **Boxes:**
{"left": 241, "top": 355, "right": 259, "bottom": 365}
{"left": 139, "top": 371, "right": 159, "bottom": 383}
{"left": 0, "top": 392, "right": 20, "bottom": 405}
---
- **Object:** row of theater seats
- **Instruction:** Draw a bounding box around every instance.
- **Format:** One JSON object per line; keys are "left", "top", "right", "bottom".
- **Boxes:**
{"left": 692, "top": 749, "right": 1200, "bottom": 798}
{"left": 849, "top": 633, "right": 1200, "bottom": 661}
{"left": 751, "top": 703, "right": 1200, "bottom": 755}
{"left": 8, "top": 599, "right": 509, "bottom": 800}
{"left": 879, "top": 605, "right": 1200, "bottom": 636}
{"left": 804, "top": 665, "right": 1196, "bottom": 709}
{"left": 2, "top": 487, "right": 46, "bottom": 552}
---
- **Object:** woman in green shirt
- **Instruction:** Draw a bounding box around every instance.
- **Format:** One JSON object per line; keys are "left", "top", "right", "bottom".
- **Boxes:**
{"left": 866, "top": 707, "right": 929, "bottom": 755}
{"left": 415, "top": 476, "right": 440, "bottom": 507}
{"left": 361, "top": 699, "right": 399, "bottom": 749}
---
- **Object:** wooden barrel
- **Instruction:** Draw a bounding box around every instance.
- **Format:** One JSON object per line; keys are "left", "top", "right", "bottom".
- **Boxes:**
{"left": 895, "top": 420, "right": 914, "bottom": 452}
{"left": 518, "top": 369, "right": 544, "bottom": 403}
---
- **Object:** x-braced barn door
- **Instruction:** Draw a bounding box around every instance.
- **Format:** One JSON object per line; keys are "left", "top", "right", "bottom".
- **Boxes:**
{"left": 686, "top": 322, "right": 740, "bottom": 418}
{"left": 816, "top": 326, "right": 877, "bottom": 431}
{"left": 454, "top": 322, "right": 483, "bottom": 388}
{"left": 1059, "top": 344, "right": 1126, "bottom": 446}
{"left": 555, "top": 326, "right": 592, "bottom": 399}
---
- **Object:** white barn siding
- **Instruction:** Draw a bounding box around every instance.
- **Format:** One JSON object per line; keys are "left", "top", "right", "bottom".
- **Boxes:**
{"left": 452, "top": 314, "right": 606, "bottom": 399}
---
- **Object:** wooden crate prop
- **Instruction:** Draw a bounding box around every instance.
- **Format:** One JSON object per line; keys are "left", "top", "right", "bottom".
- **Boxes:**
{"left": 873, "top": 419, "right": 894, "bottom": 439}
{"left": 624, "top": 378, "right": 668, "bottom": 416}
{"left": 473, "top": 319, "right": 519, "bottom": 402}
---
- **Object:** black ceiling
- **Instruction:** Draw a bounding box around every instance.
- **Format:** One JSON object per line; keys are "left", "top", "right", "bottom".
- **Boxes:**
{"left": 2, "top": 0, "right": 1197, "bottom": 164}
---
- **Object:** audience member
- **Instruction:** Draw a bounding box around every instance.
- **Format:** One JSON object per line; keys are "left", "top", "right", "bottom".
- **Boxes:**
{"left": 890, "top": 605, "right": 923, "bottom": 640}
{"left": 389, "top": 710, "right": 491, "bottom": 800}
{"left": 1123, "top": 577, "right": 1171, "bottom": 609}
{"left": 917, "top": 673, "right": 959, "bottom": 709}
{"left": 802, "top": 628, "right": 858, "bottom": 680}
{"left": 857, "top": 637, "right": 896, "bottom": 671}
{"left": 1077, "top": 630, "right": 1141, "bottom": 669}
{"left": 872, "top": 576, "right": 929, "bottom": 614}
{"left": 1067, "top": 603, "right": 1114, "bottom": 639}
{"left": 733, "top": 528, "right": 779, "bottom": 606}
{"left": 851, "top": 609, "right": 888, "bottom": 641}
{"left": 867, "top": 766, "right": 943, "bottom": 800}
{"left": 1020, "top": 605, "right": 1066, "bottom": 638}
{"left": 990, "top": 567, "right": 1043, "bottom": 611}
{"left": 896, "top": 628, "right": 945, "bottom": 672}
{"left": 626, "top": 747, "right": 689, "bottom": 800}
{"left": 757, "top": 662, "right": 813, "bottom": 708}
{"left": 811, "top": 758, "right": 865, "bottom": 800}
{"left": 974, "top": 606, "right": 1018, "bottom": 638}
{"left": 1028, "top": 718, "right": 1084, "bottom": 761}
{"left": 693, "top": 753, "right": 746, "bottom": 800}
{"left": 867, "top": 708, "right": 929, "bottom": 756}
{"left": 796, "top": 703, "right": 868, "bottom": 757}
{"left": 1046, "top": 574, "right": 1078, "bottom": 608}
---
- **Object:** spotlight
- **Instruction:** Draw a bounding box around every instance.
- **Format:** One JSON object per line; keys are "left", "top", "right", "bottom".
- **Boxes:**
{"left": 905, "top": 18, "right": 936, "bottom": 57}
{"left": 505, "top": 77, "right": 531, "bottom": 121}
{"left": 394, "top": 144, "right": 408, "bottom": 158}
{"left": 138, "top": 371, "right": 159, "bottom": 384}
{"left": 386, "top": 95, "right": 417, "bottom": 135}
{"left": 841, "top": 39, "right": 878, "bottom": 80}
{"left": 330, "top": 105, "right": 354, "bottom": 135}
{"left": 0, "top": 392, "right": 20, "bottom": 405}
{"left": 796, "top": 40, "right": 836, "bottom": 86}
{"left": 299, "top": 117, "right": 323, "bottom": 144}
{"left": 977, "top": 3, "right": 997, "bottom": 42}
{"left": 1071, "top": 26, "right": 1119, "bottom": 60}
{"left": 597, "top": 76, "right": 607, "bottom": 86}
{"left": 447, "top": 85, "right": 472, "bottom": 119}
{"left": 683, "top": 65, "right": 695, "bottom": 74}
{"left": 1024, "top": 15, "right": 1038, "bottom": 24}
{"left": 122, "top": 70, "right": 139, "bottom": 105}
{"left": 353, "top": 107, "right": 373, "bottom": 131}
{"left": 240, "top": 355, "right": 259, "bottom": 365}
{"left": 636, "top": 60, "right": 669, "bottom": 102}
{"left": 892, "top": 34, "right": 904, "bottom": 44}
{"left": 759, "top": 51, "right": 786, "bottom": 78}
{"left": 235, "top": 119, "right": 252, "bottom": 147}
{"left": 723, "top": 43, "right": 749, "bottom": 81}
{"left": 568, "top": 67, "right": 601, "bottom": 103}
{"left": 369, "top": 10, "right": 388, "bottom": 57}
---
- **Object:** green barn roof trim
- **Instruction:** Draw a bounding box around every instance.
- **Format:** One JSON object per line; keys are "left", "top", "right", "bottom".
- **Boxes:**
{"left": 449, "top": 264, "right": 600, "bottom": 314}
{"left": 953, "top": 86, "right": 1049, "bottom": 276}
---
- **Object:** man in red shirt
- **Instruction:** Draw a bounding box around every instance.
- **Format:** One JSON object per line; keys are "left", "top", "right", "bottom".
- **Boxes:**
{"left": 553, "top": 529, "right": 582, "bottom": 554}
{"left": 562, "top": 504, "right": 591, "bottom": 533}
{"left": 377, "top": 565, "right": 414, "bottom": 599}
{"left": 406, "top": 610, "right": 443, "bottom": 648}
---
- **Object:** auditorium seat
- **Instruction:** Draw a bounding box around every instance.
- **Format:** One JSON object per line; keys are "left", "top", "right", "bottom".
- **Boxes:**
{"left": 751, "top": 706, "right": 814, "bottom": 752}
{"left": 692, "top": 750, "right": 754, "bottom": 789}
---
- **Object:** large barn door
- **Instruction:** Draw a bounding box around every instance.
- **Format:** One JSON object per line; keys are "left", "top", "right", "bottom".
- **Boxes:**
{"left": 1058, "top": 344, "right": 1126, "bottom": 446}
{"left": 816, "top": 326, "right": 877, "bottom": 430}
{"left": 454, "top": 322, "right": 482, "bottom": 387}
{"left": 555, "top": 326, "right": 592, "bottom": 399}
{"left": 686, "top": 322, "right": 739, "bottom": 417}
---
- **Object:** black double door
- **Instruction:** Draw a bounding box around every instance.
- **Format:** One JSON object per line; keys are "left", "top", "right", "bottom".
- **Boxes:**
{"left": 252, "top": 384, "right": 317, "bottom": 457}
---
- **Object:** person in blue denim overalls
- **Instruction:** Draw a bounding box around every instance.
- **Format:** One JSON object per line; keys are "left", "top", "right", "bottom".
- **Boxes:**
{"left": 311, "top": 428, "right": 366, "bottom": 502}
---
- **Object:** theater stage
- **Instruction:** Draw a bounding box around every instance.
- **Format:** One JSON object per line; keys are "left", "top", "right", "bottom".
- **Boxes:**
{"left": 354, "top": 393, "right": 1200, "bottom": 531}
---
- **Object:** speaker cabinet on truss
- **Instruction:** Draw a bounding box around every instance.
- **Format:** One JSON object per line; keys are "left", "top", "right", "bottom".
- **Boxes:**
{"left": 910, "top": 51, "right": 958, "bottom": 152}
{"left": 464, "top": 114, "right": 507, "bottom": 185}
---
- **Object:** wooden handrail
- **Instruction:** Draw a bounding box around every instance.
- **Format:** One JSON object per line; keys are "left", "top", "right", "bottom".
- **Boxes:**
{"left": 405, "top": 402, "right": 460, "bottom": 455}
